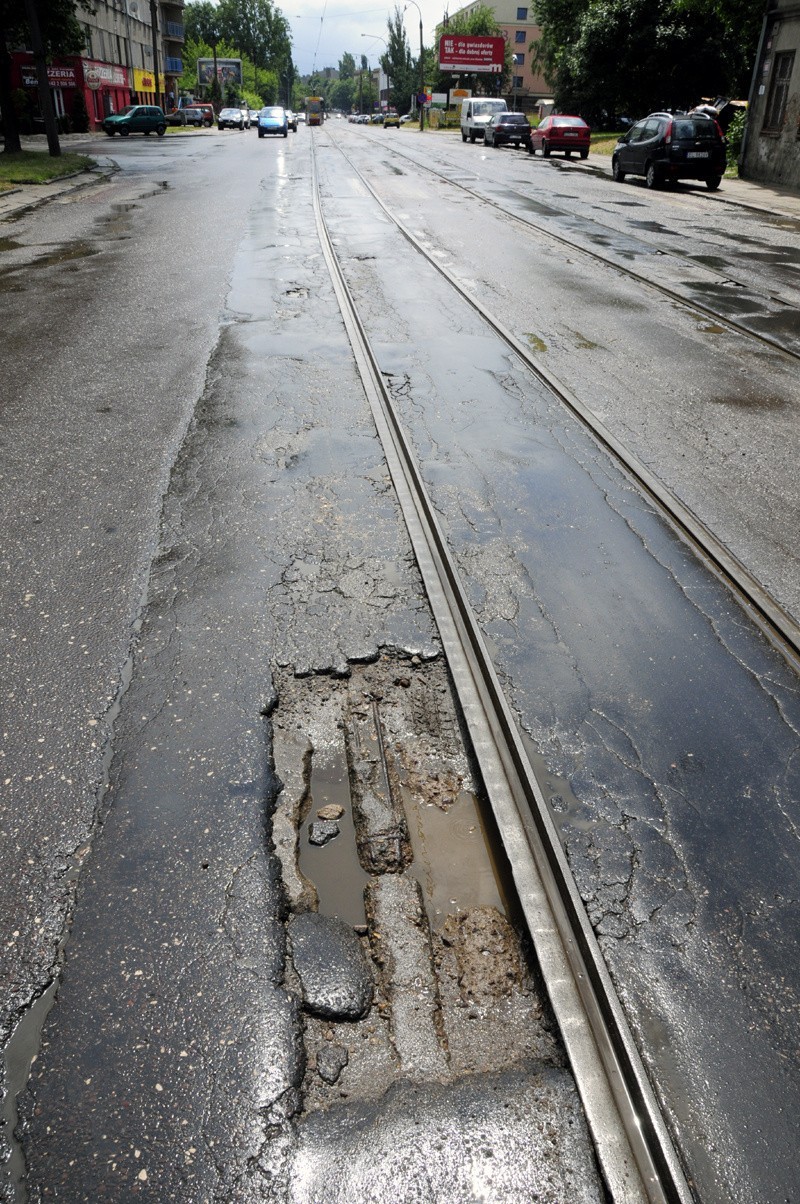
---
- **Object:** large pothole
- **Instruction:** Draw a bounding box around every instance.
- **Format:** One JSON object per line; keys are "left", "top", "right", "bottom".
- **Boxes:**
{"left": 270, "top": 649, "right": 606, "bottom": 1202}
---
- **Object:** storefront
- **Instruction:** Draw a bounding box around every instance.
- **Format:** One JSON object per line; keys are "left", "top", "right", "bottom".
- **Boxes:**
{"left": 81, "top": 60, "right": 131, "bottom": 128}
{"left": 11, "top": 55, "right": 80, "bottom": 130}
{"left": 131, "top": 67, "right": 166, "bottom": 109}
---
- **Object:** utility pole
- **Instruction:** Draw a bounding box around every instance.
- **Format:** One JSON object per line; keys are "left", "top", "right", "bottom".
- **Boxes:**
{"left": 23, "top": 0, "right": 60, "bottom": 156}
{"left": 149, "top": 0, "right": 162, "bottom": 109}
{"left": 403, "top": 1, "right": 425, "bottom": 132}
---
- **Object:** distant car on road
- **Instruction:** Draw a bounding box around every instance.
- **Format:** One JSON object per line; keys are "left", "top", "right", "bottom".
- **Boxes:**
{"left": 286, "top": 109, "right": 298, "bottom": 132}
{"left": 529, "top": 115, "right": 590, "bottom": 158}
{"left": 249, "top": 109, "right": 260, "bottom": 127}
{"left": 383, "top": 111, "right": 400, "bottom": 128}
{"left": 611, "top": 111, "right": 727, "bottom": 190}
{"left": 103, "top": 105, "right": 166, "bottom": 138}
{"left": 484, "top": 112, "right": 532, "bottom": 150}
{"left": 218, "top": 107, "right": 249, "bottom": 130}
{"left": 258, "top": 105, "right": 289, "bottom": 137}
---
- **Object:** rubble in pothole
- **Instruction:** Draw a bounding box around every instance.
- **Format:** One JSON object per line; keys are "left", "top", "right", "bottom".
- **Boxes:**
{"left": 268, "top": 649, "right": 603, "bottom": 1202}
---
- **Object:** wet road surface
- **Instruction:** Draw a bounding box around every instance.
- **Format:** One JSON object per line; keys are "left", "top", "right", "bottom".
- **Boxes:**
{"left": 314, "top": 127, "right": 800, "bottom": 1201}
{"left": 2, "top": 126, "right": 799, "bottom": 1202}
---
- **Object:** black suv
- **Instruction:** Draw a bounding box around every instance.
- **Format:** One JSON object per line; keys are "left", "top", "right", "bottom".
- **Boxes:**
{"left": 611, "top": 111, "right": 727, "bottom": 190}
{"left": 484, "top": 112, "right": 533, "bottom": 151}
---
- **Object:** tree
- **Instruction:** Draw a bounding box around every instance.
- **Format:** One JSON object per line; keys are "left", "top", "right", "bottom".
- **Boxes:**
{"left": 533, "top": 0, "right": 762, "bottom": 125}
{"left": 0, "top": 0, "right": 87, "bottom": 153}
{"left": 338, "top": 52, "right": 356, "bottom": 81}
{"left": 384, "top": 6, "right": 414, "bottom": 114}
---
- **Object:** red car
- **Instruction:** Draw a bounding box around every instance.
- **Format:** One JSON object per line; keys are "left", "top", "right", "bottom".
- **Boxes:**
{"left": 530, "top": 115, "right": 591, "bottom": 159}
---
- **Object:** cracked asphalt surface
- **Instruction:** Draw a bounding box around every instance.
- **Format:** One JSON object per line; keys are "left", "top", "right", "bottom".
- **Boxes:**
{"left": 1, "top": 128, "right": 799, "bottom": 1202}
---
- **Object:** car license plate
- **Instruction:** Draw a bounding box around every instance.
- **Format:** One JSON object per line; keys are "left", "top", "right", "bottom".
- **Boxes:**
{"left": 687, "top": 151, "right": 709, "bottom": 158}
{"left": 564, "top": 132, "right": 578, "bottom": 137}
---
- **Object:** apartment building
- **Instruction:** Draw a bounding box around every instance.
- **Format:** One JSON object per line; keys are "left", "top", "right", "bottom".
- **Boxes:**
{"left": 10, "top": 0, "right": 185, "bottom": 131}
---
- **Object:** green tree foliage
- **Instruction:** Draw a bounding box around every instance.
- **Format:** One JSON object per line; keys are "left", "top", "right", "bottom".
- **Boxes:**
{"left": 384, "top": 6, "right": 415, "bottom": 114}
{"left": 184, "top": 0, "right": 292, "bottom": 77}
{"left": 179, "top": 37, "right": 278, "bottom": 104}
{"left": 328, "top": 75, "right": 355, "bottom": 113}
{"left": 338, "top": 52, "right": 356, "bottom": 81}
{"left": 533, "top": 0, "right": 761, "bottom": 124}
{"left": 430, "top": 4, "right": 510, "bottom": 95}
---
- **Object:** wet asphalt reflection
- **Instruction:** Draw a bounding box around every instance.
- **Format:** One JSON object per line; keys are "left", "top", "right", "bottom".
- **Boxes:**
{"left": 318, "top": 133, "right": 800, "bottom": 1202}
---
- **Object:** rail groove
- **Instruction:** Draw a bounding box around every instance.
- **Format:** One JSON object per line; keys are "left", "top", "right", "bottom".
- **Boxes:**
{"left": 311, "top": 132, "right": 695, "bottom": 1204}
{"left": 323, "top": 127, "right": 800, "bottom": 670}
{"left": 354, "top": 126, "right": 800, "bottom": 366}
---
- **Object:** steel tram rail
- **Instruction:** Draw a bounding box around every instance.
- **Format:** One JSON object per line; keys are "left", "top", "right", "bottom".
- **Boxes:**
{"left": 349, "top": 126, "right": 800, "bottom": 366}
{"left": 320, "top": 126, "right": 800, "bottom": 670}
{"left": 310, "top": 132, "right": 695, "bottom": 1204}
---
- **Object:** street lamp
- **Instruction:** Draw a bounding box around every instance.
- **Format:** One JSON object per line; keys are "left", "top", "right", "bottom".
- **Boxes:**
{"left": 403, "top": 0, "right": 425, "bottom": 131}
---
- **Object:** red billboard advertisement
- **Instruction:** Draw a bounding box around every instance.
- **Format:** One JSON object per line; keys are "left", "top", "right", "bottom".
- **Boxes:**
{"left": 438, "top": 35, "right": 505, "bottom": 74}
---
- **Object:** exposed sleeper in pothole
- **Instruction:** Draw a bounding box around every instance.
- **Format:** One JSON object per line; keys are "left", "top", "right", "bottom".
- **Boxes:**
{"left": 271, "top": 649, "right": 607, "bottom": 1203}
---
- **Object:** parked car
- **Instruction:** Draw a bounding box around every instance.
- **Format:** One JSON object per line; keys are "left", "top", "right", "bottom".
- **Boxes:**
{"left": 529, "top": 115, "right": 590, "bottom": 158}
{"left": 399, "top": 113, "right": 414, "bottom": 124}
{"left": 460, "top": 97, "right": 508, "bottom": 142}
{"left": 285, "top": 108, "right": 298, "bottom": 132}
{"left": 611, "top": 111, "right": 727, "bottom": 190}
{"left": 191, "top": 102, "right": 215, "bottom": 127}
{"left": 383, "top": 111, "right": 400, "bottom": 128}
{"left": 218, "top": 107, "right": 249, "bottom": 130}
{"left": 103, "top": 104, "right": 166, "bottom": 137}
{"left": 258, "top": 105, "right": 289, "bottom": 137}
{"left": 166, "top": 102, "right": 208, "bottom": 127}
{"left": 484, "top": 112, "right": 532, "bottom": 150}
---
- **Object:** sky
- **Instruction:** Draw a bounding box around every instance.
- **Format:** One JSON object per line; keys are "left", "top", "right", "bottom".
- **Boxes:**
{"left": 285, "top": 0, "right": 449, "bottom": 77}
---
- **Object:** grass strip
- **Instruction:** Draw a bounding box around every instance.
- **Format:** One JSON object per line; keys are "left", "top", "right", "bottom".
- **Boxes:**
{"left": 0, "top": 150, "right": 95, "bottom": 188}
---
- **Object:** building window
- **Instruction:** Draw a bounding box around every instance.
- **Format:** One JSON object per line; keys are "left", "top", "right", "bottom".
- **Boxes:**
{"left": 84, "top": 24, "right": 93, "bottom": 58}
{"left": 516, "top": 7, "right": 528, "bottom": 19}
{"left": 513, "top": 75, "right": 523, "bottom": 89}
{"left": 513, "top": 52, "right": 525, "bottom": 66}
{"left": 515, "top": 30, "right": 526, "bottom": 43}
{"left": 763, "top": 50, "right": 795, "bottom": 131}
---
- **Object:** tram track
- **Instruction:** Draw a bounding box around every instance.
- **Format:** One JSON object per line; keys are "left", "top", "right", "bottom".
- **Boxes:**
{"left": 321, "top": 125, "right": 800, "bottom": 670}
{"left": 350, "top": 127, "right": 800, "bottom": 366}
{"left": 310, "top": 131, "right": 696, "bottom": 1204}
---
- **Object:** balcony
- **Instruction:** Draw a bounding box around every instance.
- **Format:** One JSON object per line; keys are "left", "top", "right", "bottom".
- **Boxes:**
{"left": 164, "top": 56, "right": 183, "bottom": 73}
{"left": 165, "top": 22, "right": 184, "bottom": 40}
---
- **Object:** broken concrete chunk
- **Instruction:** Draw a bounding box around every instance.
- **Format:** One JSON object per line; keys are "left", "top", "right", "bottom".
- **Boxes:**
{"left": 289, "top": 912, "right": 374, "bottom": 1021}
{"left": 316, "top": 1043, "right": 349, "bottom": 1085}
{"left": 309, "top": 819, "right": 340, "bottom": 846}
{"left": 317, "top": 804, "right": 345, "bottom": 821}
{"left": 441, "top": 907, "right": 526, "bottom": 1005}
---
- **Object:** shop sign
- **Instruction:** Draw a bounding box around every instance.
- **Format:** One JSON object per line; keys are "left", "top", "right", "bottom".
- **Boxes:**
{"left": 21, "top": 63, "right": 77, "bottom": 88}
{"left": 133, "top": 67, "right": 165, "bottom": 92}
{"left": 82, "top": 59, "right": 128, "bottom": 88}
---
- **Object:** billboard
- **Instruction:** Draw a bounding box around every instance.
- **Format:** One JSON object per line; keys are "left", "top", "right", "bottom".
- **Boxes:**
{"left": 197, "top": 58, "right": 243, "bottom": 88}
{"left": 438, "top": 35, "right": 505, "bottom": 74}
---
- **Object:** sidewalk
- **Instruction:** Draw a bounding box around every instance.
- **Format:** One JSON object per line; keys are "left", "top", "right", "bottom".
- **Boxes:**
{"left": 0, "top": 130, "right": 210, "bottom": 220}
{"left": 584, "top": 148, "right": 800, "bottom": 220}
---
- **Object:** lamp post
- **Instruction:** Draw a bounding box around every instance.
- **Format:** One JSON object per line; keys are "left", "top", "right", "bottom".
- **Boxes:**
{"left": 403, "top": 0, "right": 425, "bottom": 131}
{"left": 361, "top": 34, "right": 389, "bottom": 112}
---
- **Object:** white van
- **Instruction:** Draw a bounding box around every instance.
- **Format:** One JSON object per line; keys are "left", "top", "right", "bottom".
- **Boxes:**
{"left": 460, "top": 97, "right": 509, "bottom": 142}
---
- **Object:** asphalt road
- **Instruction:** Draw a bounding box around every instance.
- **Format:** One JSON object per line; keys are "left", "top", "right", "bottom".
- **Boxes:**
{"left": 1, "top": 126, "right": 799, "bottom": 1202}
